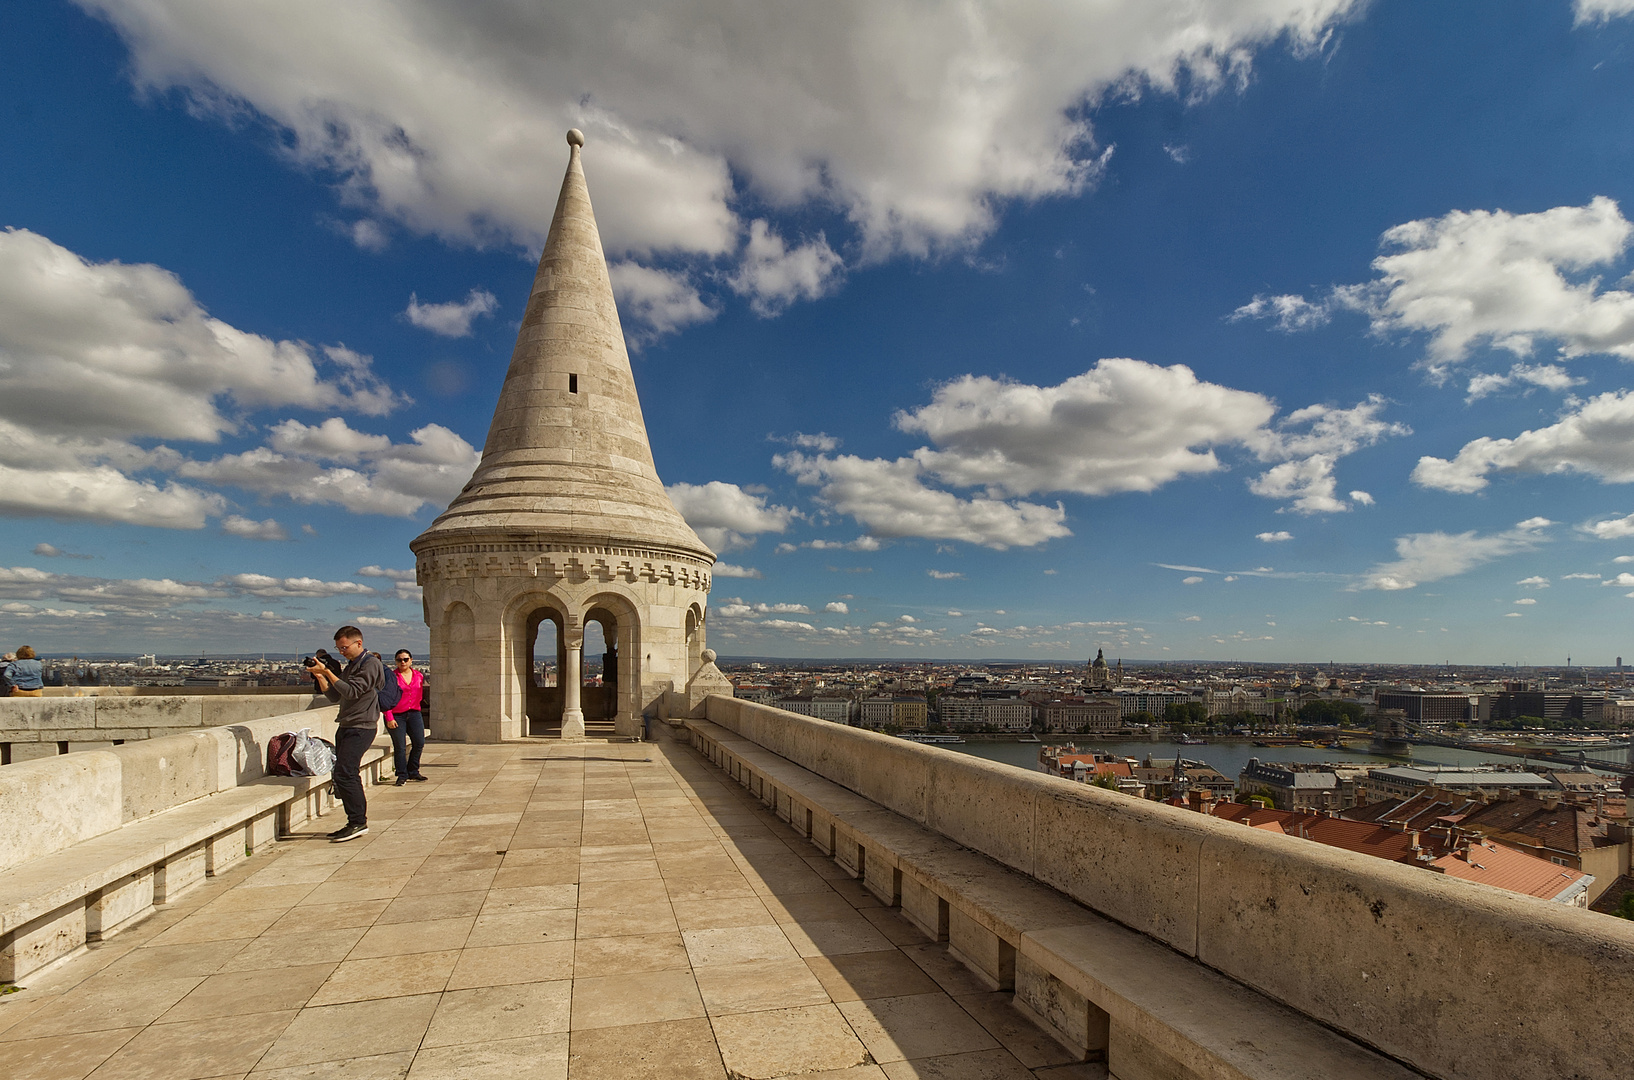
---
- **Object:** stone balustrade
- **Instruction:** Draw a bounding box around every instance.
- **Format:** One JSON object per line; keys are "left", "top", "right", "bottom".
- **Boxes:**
{"left": 0, "top": 691, "right": 326, "bottom": 762}
{"left": 700, "top": 695, "right": 1634, "bottom": 1080}
{"left": 0, "top": 707, "right": 389, "bottom": 983}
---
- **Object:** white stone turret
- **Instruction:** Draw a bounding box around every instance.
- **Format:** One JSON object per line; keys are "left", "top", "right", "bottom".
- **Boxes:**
{"left": 412, "top": 131, "right": 720, "bottom": 742}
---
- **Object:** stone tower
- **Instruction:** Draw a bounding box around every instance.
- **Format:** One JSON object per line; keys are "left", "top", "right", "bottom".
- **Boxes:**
{"left": 411, "top": 130, "right": 717, "bottom": 742}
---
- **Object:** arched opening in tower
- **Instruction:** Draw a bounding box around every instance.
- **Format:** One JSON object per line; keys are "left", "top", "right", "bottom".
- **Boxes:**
{"left": 582, "top": 607, "right": 620, "bottom": 737}
{"left": 525, "top": 608, "right": 564, "bottom": 736}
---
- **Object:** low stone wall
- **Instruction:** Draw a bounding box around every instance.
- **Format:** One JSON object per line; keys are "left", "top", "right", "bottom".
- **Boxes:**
{"left": 704, "top": 696, "right": 1634, "bottom": 1080}
{"left": 0, "top": 692, "right": 326, "bottom": 762}
{"left": 0, "top": 706, "right": 390, "bottom": 982}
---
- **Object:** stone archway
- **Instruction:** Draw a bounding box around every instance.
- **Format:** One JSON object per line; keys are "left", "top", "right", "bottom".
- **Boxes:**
{"left": 525, "top": 606, "right": 566, "bottom": 736}
{"left": 583, "top": 593, "right": 642, "bottom": 739}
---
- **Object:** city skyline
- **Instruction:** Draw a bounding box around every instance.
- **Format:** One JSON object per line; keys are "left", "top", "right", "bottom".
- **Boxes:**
{"left": 5, "top": 2, "right": 1634, "bottom": 661}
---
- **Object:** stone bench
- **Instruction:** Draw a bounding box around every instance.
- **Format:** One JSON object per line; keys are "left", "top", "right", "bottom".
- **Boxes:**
{"left": 684, "top": 719, "right": 1416, "bottom": 1080}
{"left": 0, "top": 734, "right": 390, "bottom": 983}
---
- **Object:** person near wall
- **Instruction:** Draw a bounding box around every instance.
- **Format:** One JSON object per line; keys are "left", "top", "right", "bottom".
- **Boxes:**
{"left": 385, "top": 649, "right": 428, "bottom": 785}
{"left": 6, "top": 646, "right": 44, "bottom": 697}
{"left": 306, "top": 626, "right": 384, "bottom": 842}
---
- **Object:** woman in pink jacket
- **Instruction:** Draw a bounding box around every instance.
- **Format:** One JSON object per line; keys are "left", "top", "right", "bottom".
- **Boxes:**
{"left": 385, "top": 649, "right": 428, "bottom": 785}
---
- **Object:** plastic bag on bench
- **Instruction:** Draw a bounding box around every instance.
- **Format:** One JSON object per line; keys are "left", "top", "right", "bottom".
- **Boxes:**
{"left": 290, "top": 728, "right": 336, "bottom": 777}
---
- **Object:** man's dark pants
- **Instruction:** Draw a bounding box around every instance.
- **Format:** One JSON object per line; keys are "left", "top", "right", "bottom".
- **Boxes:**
{"left": 332, "top": 725, "right": 375, "bottom": 826}
{"left": 388, "top": 710, "right": 426, "bottom": 778}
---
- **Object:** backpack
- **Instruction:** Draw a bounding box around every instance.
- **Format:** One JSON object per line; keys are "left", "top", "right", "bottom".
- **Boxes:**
{"left": 377, "top": 669, "right": 403, "bottom": 714}
{"left": 267, "top": 731, "right": 299, "bottom": 776}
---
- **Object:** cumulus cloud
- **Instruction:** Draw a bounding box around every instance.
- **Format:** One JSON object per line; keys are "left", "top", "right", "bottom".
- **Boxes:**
{"left": 221, "top": 515, "right": 289, "bottom": 541}
{"left": 758, "top": 618, "right": 815, "bottom": 632}
{"left": 927, "top": 570, "right": 965, "bottom": 580}
{"left": 1257, "top": 531, "right": 1293, "bottom": 542}
{"left": 666, "top": 481, "right": 797, "bottom": 552}
{"left": 78, "top": 0, "right": 1361, "bottom": 320}
{"left": 1575, "top": 1, "right": 1634, "bottom": 26}
{"left": 1465, "top": 362, "right": 1582, "bottom": 402}
{"left": 1585, "top": 511, "right": 1634, "bottom": 539}
{"left": 179, "top": 418, "right": 479, "bottom": 517}
{"left": 882, "top": 362, "right": 1399, "bottom": 521}
{"left": 1182, "top": 575, "right": 1205, "bottom": 585}
{"left": 220, "top": 573, "right": 376, "bottom": 599}
{"left": 712, "top": 563, "right": 763, "bottom": 579}
{"left": 728, "top": 221, "right": 844, "bottom": 315}
{"left": 1513, "top": 597, "right": 1537, "bottom": 605}
{"left": 1237, "top": 198, "right": 1634, "bottom": 380}
{"left": 776, "top": 536, "right": 880, "bottom": 554}
{"left": 824, "top": 601, "right": 849, "bottom": 613}
{"left": 900, "top": 360, "right": 1275, "bottom": 497}
{"left": 1517, "top": 576, "right": 1550, "bottom": 588}
{"left": 608, "top": 263, "right": 717, "bottom": 342}
{"left": 1413, "top": 391, "right": 1634, "bottom": 493}
{"left": 1359, "top": 517, "right": 1552, "bottom": 591}
{"left": 404, "top": 288, "right": 497, "bottom": 337}
{"left": 1349, "top": 490, "right": 1375, "bottom": 506}
{"left": 32, "top": 544, "right": 92, "bottom": 560}
{"left": 0, "top": 228, "right": 421, "bottom": 529}
{"left": 776, "top": 451, "right": 1070, "bottom": 550}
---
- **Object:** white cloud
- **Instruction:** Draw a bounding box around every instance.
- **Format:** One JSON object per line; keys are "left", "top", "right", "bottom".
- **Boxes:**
{"left": 1575, "top": 1, "right": 1634, "bottom": 26}
{"left": 1163, "top": 142, "right": 1190, "bottom": 165}
{"left": 221, "top": 515, "right": 289, "bottom": 541}
{"left": 900, "top": 359, "right": 1275, "bottom": 497}
{"left": 666, "top": 480, "right": 797, "bottom": 552}
{"left": 1349, "top": 490, "right": 1375, "bottom": 506}
{"left": 1513, "top": 597, "right": 1537, "bottom": 605}
{"left": 712, "top": 563, "right": 763, "bottom": 579}
{"left": 1244, "top": 396, "right": 1408, "bottom": 514}
{"left": 1413, "top": 391, "right": 1634, "bottom": 493}
{"left": 1563, "top": 572, "right": 1603, "bottom": 579}
{"left": 777, "top": 536, "right": 882, "bottom": 554}
{"left": 758, "top": 618, "right": 816, "bottom": 632}
{"left": 1359, "top": 517, "right": 1552, "bottom": 591}
{"left": 1464, "top": 362, "right": 1582, "bottom": 402}
{"left": 1182, "top": 614, "right": 1202, "bottom": 621}
{"left": 179, "top": 418, "right": 479, "bottom": 517}
{"left": 1585, "top": 510, "right": 1634, "bottom": 539}
{"left": 1239, "top": 198, "right": 1634, "bottom": 380}
{"left": 608, "top": 263, "right": 717, "bottom": 342}
{"left": 1517, "top": 576, "right": 1550, "bottom": 588}
{"left": 1603, "top": 573, "right": 1634, "bottom": 588}
{"left": 781, "top": 432, "right": 841, "bottom": 452}
{"left": 1256, "top": 531, "right": 1293, "bottom": 542}
{"left": 1504, "top": 612, "right": 1523, "bottom": 618}
{"left": 927, "top": 570, "right": 965, "bottom": 580}
{"left": 1182, "top": 575, "right": 1205, "bottom": 585}
{"left": 0, "top": 228, "right": 418, "bottom": 529}
{"left": 32, "top": 544, "right": 92, "bottom": 560}
{"left": 728, "top": 221, "right": 843, "bottom": 315}
{"left": 79, "top": 0, "right": 1361, "bottom": 314}
{"left": 220, "top": 573, "right": 377, "bottom": 599}
{"left": 1230, "top": 293, "right": 1331, "bottom": 332}
{"left": 356, "top": 565, "right": 415, "bottom": 582}
{"left": 776, "top": 451, "right": 1070, "bottom": 550}
{"left": 824, "top": 601, "right": 849, "bottom": 613}
{"left": 753, "top": 602, "right": 812, "bottom": 614}
{"left": 404, "top": 288, "right": 497, "bottom": 337}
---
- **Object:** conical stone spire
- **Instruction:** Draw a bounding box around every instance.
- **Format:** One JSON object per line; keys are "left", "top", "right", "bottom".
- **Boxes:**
{"left": 412, "top": 129, "right": 712, "bottom": 562}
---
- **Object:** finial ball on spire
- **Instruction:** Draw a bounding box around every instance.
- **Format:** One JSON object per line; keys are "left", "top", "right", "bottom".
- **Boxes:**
{"left": 566, "top": 128, "right": 585, "bottom": 148}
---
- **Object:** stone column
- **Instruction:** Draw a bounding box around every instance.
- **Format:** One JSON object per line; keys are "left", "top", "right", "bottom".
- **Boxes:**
{"left": 561, "top": 631, "right": 585, "bottom": 739}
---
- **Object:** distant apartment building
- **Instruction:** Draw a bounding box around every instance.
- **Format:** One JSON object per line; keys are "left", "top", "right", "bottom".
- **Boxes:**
{"left": 777, "top": 694, "right": 856, "bottom": 725}
{"left": 1039, "top": 697, "right": 1122, "bottom": 734}
{"left": 1375, "top": 690, "right": 1479, "bottom": 723}
{"left": 1238, "top": 758, "right": 1356, "bottom": 812}
{"left": 936, "top": 693, "right": 1034, "bottom": 732}
{"left": 1115, "top": 690, "right": 1193, "bottom": 718}
{"left": 1360, "top": 766, "right": 1553, "bottom": 802}
{"left": 858, "top": 695, "right": 928, "bottom": 731}
{"left": 1490, "top": 691, "right": 1611, "bottom": 723}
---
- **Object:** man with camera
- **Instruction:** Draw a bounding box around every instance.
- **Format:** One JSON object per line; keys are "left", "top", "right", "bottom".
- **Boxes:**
{"left": 305, "top": 625, "right": 385, "bottom": 843}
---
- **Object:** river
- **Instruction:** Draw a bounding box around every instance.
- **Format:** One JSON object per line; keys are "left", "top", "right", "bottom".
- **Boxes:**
{"left": 945, "top": 737, "right": 1595, "bottom": 778}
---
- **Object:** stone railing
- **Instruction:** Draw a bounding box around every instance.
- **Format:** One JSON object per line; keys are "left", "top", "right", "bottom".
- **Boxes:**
{"left": 701, "top": 696, "right": 1634, "bottom": 1080}
{"left": 1, "top": 692, "right": 327, "bottom": 763}
{"left": 0, "top": 708, "right": 389, "bottom": 983}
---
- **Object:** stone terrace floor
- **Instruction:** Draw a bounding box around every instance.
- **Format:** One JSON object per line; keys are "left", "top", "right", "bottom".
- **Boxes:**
{"left": 0, "top": 732, "right": 1104, "bottom": 1080}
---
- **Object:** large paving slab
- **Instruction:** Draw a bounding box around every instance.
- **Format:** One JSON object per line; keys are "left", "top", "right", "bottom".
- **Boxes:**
{"left": 0, "top": 730, "right": 1103, "bottom": 1080}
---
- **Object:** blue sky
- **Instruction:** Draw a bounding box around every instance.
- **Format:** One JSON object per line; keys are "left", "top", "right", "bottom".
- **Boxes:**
{"left": 5, "top": 1, "right": 1634, "bottom": 662}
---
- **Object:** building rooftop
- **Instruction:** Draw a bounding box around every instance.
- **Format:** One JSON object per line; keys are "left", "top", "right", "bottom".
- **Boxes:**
{"left": 0, "top": 740, "right": 1082, "bottom": 1078}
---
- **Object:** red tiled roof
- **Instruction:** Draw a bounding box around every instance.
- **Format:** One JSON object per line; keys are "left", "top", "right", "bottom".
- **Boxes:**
{"left": 1430, "top": 841, "right": 1589, "bottom": 901}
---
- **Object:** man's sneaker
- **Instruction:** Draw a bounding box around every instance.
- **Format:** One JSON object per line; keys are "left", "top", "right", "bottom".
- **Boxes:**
{"left": 408, "top": 774, "right": 428, "bottom": 782}
{"left": 394, "top": 776, "right": 408, "bottom": 786}
{"left": 326, "top": 825, "right": 351, "bottom": 839}
{"left": 329, "top": 824, "right": 368, "bottom": 843}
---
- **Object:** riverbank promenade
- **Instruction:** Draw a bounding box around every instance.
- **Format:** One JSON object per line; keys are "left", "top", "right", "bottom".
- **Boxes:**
{"left": 0, "top": 731, "right": 1093, "bottom": 1080}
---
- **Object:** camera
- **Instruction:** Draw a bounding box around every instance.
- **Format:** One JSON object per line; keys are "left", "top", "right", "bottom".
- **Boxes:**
{"left": 303, "top": 656, "right": 318, "bottom": 668}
